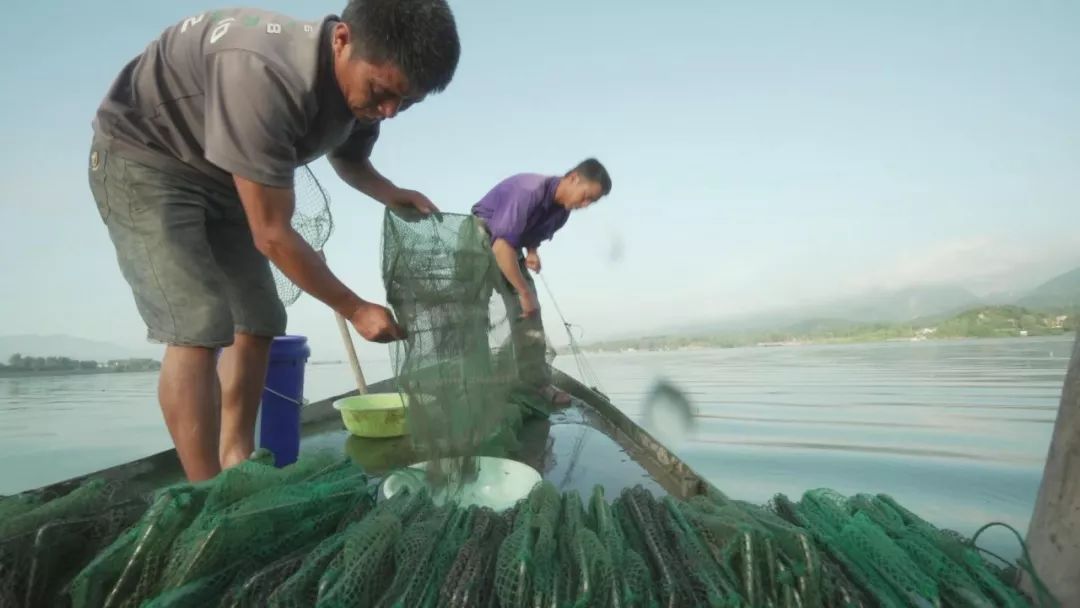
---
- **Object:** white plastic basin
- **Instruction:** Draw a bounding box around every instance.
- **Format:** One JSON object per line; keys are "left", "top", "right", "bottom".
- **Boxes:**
{"left": 381, "top": 456, "right": 541, "bottom": 512}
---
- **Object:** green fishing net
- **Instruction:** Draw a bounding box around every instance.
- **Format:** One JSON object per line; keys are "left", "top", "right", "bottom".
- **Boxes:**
{"left": 0, "top": 451, "right": 1036, "bottom": 607}
{"left": 0, "top": 479, "right": 145, "bottom": 608}
{"left": 271, "top": 165, "right": 335, "bottom": 307}
{"left": 382, "top": 210, "right": 530, "bottom": 484}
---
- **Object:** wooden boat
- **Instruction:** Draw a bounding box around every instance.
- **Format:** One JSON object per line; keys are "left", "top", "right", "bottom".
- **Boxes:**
{"left": 25, "top": 368, "right": 712, "bottom": 504}
{"left": 10, "top": 350, "right": 1077, "bottom": 606}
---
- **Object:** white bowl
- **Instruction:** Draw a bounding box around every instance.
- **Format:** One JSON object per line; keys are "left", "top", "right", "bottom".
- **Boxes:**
{"left": 381, "top": 456, "right": 541, "bottom": 512}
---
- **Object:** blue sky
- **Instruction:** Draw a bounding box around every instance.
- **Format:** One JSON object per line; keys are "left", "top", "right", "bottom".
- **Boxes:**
{"left": 0, "top": 1, "right": 1078, "bottom": 363}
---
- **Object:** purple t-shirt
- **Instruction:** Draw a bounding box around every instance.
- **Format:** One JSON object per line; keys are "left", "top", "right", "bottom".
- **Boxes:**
{"left": 471, "top": 174, "right": 569, "bottom": 250}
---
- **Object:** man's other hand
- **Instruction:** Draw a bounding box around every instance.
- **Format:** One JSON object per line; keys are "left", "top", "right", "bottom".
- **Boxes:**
{"left": 350, "top": 302, "right": 406, "bottom": 343}
{"left": 389, "top": 188, "right": 439, "bottom": 216}
{"left": 519, "top": 292, "right": 540, "bottom": 319}
{"left": 525, "top": 250, "right": 542, "bottom": 273}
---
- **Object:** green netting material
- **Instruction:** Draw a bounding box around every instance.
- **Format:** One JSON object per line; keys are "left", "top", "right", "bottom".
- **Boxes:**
{"left": 0, "top": 480, "right": 145, "bottom": 608}
{"left": 0, "top": 452, "right": 1039, "bottom": 608}
{"left": 382, "top": 210, "right": 534, "bottom": 486}
{"left": 272, "top": 165, "right": 335, "bottom": 307}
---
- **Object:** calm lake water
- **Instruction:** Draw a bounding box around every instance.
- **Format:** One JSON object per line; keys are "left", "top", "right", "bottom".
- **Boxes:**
{"left": 1, "top": 336, "right": 1072, "bottom": 558}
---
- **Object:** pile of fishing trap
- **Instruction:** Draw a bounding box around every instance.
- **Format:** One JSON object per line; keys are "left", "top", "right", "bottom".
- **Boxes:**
{"left": 0, "top": 450, "right": 1038, "bottom": 608}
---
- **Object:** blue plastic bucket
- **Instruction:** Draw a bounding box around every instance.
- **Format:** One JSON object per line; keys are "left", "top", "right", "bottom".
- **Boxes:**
{"left": 257, "top": 335, "right": 310, "bottom": 467}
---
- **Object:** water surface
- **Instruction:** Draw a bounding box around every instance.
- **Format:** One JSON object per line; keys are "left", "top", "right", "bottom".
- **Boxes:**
{"left": 1, "top": 336, "right": 1071, "bottom": 559}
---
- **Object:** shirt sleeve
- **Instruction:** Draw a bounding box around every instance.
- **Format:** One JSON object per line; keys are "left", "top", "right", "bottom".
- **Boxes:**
{"left": 328, "top": 122, "right": 380, "bottom": 162}
{"left": 521, "top": 204, "right": 568, "bottom": 250}
{"left": 521, "top": 235, "right": 542, "bottom": 250}
{"left": 203, "top": 51, "right": 305, "bottom": 188}
{"left": 486, "top": 184, "right": 542, "bottom": 249}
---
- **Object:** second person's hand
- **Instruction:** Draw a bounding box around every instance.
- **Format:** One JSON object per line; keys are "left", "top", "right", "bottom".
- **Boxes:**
{"left": 518, "top": 292, "right": 540, "bottom": 319}
{"left": 525, "top": 250, "right": 541, "bottom": 273}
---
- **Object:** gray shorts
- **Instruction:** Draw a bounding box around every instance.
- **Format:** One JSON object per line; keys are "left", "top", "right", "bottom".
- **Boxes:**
{"left": 88, "top": 136, "right": 286, "bottom": 348}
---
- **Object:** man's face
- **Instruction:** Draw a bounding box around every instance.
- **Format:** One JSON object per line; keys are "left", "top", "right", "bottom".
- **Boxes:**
{"left": 563, "top": 173, "right": 604, "bottom": 210}
{"left": 331, "top": 23, "right": 422, "bottom": 122}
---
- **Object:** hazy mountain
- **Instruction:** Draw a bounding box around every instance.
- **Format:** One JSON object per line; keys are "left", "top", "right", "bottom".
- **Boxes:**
{"left": 817, "top": 285, "right": 981, "bottom": 323}
{"left": 979, "top": 289, "right": 1026, "bottom": 306}
{"left": 0, "top": 335, "right": 159, "bottom": 362}
{"left": 1017, "top": 267, "right": 1080, "bottom": 311}
{"left": 780, "top": 317, "right": 863, "bottom": 334}
{"left": 668, "top": 284, "right": 982, "bottom": 338}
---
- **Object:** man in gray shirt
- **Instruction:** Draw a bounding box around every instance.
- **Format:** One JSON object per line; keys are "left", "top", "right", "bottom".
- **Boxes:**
{"left": 88, "top": 0, "right": 460, "bottom": 481}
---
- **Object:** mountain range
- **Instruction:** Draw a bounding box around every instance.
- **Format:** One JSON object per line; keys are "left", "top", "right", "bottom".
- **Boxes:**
{"left": 668, "top": 266, "right": 1080, "bottom": 338}
{"left": 2, "top": 268, "right": 1077, "bottom": 360}
{"left": 0, "top": 335, "right": 161, "bottom": 363}
{"left": 1016, "top": 267, "right": 1080, "bottom": 311}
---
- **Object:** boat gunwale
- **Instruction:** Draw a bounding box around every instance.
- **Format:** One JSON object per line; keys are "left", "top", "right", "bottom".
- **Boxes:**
{"left": 11, "top": 369, "right": 714, "bottom": 501}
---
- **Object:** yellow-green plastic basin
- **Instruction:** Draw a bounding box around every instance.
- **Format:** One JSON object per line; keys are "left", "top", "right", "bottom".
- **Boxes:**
{"left": 333, "top": 393, "right": 409, "bottom": 438}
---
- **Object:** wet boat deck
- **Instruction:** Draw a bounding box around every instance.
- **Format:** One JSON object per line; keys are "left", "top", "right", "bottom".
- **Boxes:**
{"left": 303, "top": 401, "right": 668, "bottom": 499}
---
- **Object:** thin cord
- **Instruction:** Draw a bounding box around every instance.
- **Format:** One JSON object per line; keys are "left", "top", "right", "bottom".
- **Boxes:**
{"left": 970, "top": 521, "right": 1059, "bottom": 608}
{"left": 537, "top": 273, "right": 571, "bottom": 326}
{"left": 537, "top": 273, "right": 604, "bottom": 393}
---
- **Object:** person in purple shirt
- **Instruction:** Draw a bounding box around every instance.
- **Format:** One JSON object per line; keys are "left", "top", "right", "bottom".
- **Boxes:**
{"left": 472, "top": 158, "right": 612, "bottom": 404}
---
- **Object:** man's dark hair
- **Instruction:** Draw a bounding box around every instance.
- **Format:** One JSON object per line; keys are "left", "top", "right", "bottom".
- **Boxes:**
{"left": 567, "top": 158, "right": 612, "bottom": 196}
{"left": 341, "top": 0, "right": 461, "bottom": 95}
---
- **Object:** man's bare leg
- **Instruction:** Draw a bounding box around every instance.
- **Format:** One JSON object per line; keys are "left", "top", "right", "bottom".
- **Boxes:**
{"left": 218, "top": 333, "right": 273, "bottom": 469}
{"left": 159, "top": 345, "right": 221, "bottom": 482}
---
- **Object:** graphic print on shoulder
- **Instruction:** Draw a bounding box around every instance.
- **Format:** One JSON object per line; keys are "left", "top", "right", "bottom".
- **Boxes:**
{"left": 210, "top": 17, "right": 237, "bottom": 44}
{"left": 180, "top": 13, "right": 205, "bottom": 33}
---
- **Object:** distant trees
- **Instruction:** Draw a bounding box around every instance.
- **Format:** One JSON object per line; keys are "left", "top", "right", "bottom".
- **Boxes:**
{"left": 105, "top": 358, "right": 161, "bottom": 372}
{"left": 2, "top": 354, "right": 98, "bottom": 371}
{"left": 936, "top": 306, "right": 1072, "bottom": 338}
{"left": 581, "top": 306, "right": 1077, "bottom": 352}
{"left": 0, "top": 354, "right": 161, "bottom": 374}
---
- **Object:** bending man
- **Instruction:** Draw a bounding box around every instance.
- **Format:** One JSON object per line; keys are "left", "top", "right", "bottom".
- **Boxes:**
{"left": 88, "top": 0, "right": 460, "bottom": 481}
{"left": 471, "top": 159, "right": 612, "bottom": 405}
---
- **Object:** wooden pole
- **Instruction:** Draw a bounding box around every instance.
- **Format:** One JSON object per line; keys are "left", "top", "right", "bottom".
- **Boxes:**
{"left": 1023, "top": 331, "right": 1079, "bottom": 605}
{"left": 318, "top": 250, "right": 367, "bottom": 394}
{"left": 335, "top": 310, "right": 367, "bottom": 395}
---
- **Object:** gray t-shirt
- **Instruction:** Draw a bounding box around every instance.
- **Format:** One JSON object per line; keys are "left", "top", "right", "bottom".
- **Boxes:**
{"left": 93, "top": 8, "right": 378, "bottom": 190}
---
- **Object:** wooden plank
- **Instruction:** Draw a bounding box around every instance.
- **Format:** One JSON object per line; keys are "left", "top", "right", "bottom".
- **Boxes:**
{"left": 1024, "top": 332, "right": 1080, "bottom": 606}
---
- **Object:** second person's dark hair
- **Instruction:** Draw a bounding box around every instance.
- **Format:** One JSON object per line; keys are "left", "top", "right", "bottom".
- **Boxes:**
{"left": 341, "top": 0, "right": 461, "bottom": 94}
{"left": 568, "top": 158, "right": 612, "bottom": 195}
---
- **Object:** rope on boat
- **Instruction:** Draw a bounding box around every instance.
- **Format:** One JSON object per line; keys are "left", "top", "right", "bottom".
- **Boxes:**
{"left": 262, "top": 386, "right": 308, "bottom": 407}
{"left": 970, "top": 521, "right": 1060, "bottom": 608}
{"left": 537, "top": 272, "right": 604, "bottom": 394}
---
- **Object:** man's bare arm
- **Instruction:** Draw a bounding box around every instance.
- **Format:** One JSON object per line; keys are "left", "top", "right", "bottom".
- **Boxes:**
{"left": 328, "top": 156, "right": 438, "bottom": 215}
{"left": 493, "top": 238, "right": 538, "bottom": 316}
{"left": 234, "top": 175, "right": 403, "bottom": 341}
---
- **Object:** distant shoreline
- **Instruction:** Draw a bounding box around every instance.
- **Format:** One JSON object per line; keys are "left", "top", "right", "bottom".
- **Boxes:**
{"left": 0, "top": 368, "right": 160, "bottom": 379}
{"left": 577, "top": 329, "right": 1076, "bottom": 355}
